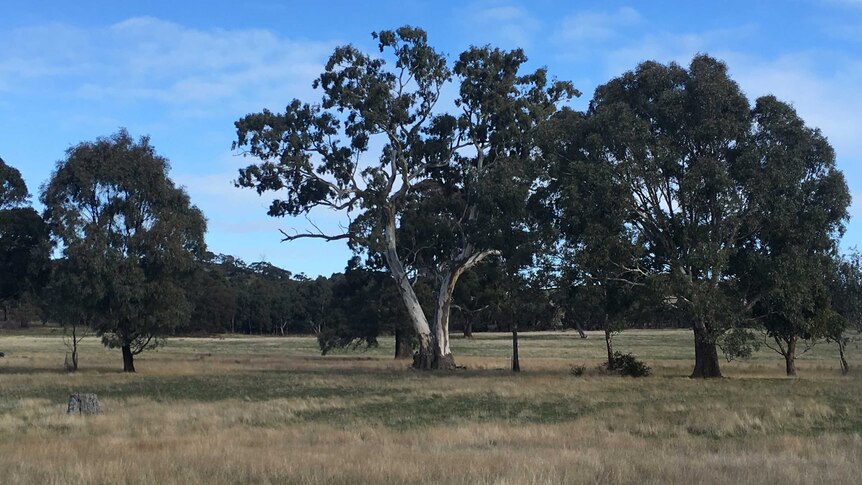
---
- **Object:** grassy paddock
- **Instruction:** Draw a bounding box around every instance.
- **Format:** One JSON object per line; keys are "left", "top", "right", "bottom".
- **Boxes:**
{"left": 0, "top": 329, "right": 860, "bottom": 484}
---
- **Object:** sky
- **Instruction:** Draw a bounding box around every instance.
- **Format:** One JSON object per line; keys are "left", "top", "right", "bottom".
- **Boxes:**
{"left": 2, "top": 0, "right": 861, "bottom": 277}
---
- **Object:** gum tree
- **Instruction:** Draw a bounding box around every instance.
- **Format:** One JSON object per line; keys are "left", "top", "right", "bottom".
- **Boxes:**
{"left": 233, "top": 27, "right": 575, "bottom": 369}
{"left": 585, "top": 56, "right": 753, "bottom": 377}
{"left": 741, "top": 96, "right": 850, "bottom": 376}
{"left": 41, "top": 130, "right": 206, "bottom": 372}
{"left": 582, "top": 56, "right": 848, "bottom": 378}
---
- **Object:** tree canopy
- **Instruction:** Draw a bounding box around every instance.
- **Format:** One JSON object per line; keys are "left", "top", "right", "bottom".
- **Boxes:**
{"left": 41, "top": 129, "right": 207, "bottom": 372}
{"left": 555, "top": 55, "right": 849, "bottom": 377}
{"left": 234, "top": 26, "right": 576, "bottom": 368}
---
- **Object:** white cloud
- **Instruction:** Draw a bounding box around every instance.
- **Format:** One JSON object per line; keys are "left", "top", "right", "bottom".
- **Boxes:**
{"left": 729, "top": 52, "right": 862, "bottom": 163}
{"left": 0, "top": 17, "right": 335, "bottom": 115}
{"left": 556, "top": 6, "right": 641, "bottom": 43}
{"left": 461, "top": 3, "right": 540, "bottom": 49}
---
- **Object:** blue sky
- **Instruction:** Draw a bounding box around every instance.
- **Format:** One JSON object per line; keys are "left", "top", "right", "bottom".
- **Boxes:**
{"left": 2, "top": 0, "right": 861, "bottom": 277}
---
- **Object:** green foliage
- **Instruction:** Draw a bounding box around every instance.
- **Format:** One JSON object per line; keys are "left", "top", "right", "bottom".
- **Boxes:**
{"left": 0, "top": 156, "right": 29, "bottom": 209}
{"left": 0, "top": 208, "right": 51, "bottom": 304}
{"left": 0, "top": 158, "right": 52, "bottom": 327}
{"left": 233, "top": 26, "right": 577, "bottom": 365}
{"left": 585, "top": 56, "right": 753, "bottom": 340}
{"left": 830, "top": 251, "right": 862, "bottom": 332}
{"left": 608, "top": 352, "right": 651, "bottom": 377}
{"left": 736, "top": 97, "right": 850, "bottom": 367}
{"left": 40, "top": 129, "right": 206, "bottom": 369}
{"left": 718, "top": 328, "right": 762, "bottom": 361}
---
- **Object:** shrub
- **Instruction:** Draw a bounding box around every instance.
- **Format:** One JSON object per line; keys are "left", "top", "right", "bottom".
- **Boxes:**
{"left": 570, "top": 365, "right": 586, "bottom": 377}
{"left": 608, "top": 352, "right": 651, "bottom": 377}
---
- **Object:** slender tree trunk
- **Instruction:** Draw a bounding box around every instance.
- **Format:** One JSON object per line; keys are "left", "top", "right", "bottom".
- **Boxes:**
{"left": 394, "top": 327, "right": 412, "bottom": 359}
{"left": 784, "top": 335, "right": 797, "bottom": 377}
{"left": 122, "top": 344, "right": 135, "bottom": 373}
{"left": 512, "top": 320, "right": 520, "bottom": 372}
{"left": 838, "top": 339, "right": 849, "bottom": 375}
{"left": 691, "top": 323, "right": 722, "bottom": 378}
{"left": 575, "top": 320, "right": 587, "bottom": 339}
{"left": 604, "top": 327, "right": 614, "bottom": 370}
{"left": 70, "top": 323, "right": 79, "bottom": 371}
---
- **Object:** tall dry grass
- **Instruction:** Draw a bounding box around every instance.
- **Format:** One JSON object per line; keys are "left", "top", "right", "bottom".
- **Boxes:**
{"left": 0, "top": 330, "right": 860, "bottom": 484}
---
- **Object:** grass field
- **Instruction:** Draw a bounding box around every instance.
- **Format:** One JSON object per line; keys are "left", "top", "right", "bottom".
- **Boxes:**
{"left": 0, "top": 328, "right": 860, "bottom": 484}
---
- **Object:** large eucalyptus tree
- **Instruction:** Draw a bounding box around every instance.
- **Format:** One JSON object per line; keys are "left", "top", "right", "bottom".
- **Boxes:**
{"left": 577, "top": 55, "right": 848, "bottom": 378}
{"left": 233, "top": 27, "right": 576, "bottom": 369}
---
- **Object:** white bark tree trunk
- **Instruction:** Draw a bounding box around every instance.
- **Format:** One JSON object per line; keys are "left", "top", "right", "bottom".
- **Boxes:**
{"left": 382, "top": 214, "right": 436, "bottom": 368}
{"left": 382, "top": 207, "right": 500, "bottom": 369}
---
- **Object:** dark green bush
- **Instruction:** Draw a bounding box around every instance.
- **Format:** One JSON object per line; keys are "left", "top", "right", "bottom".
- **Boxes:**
{"left": 608, "top": 351, "right": 651, "bottom": 377}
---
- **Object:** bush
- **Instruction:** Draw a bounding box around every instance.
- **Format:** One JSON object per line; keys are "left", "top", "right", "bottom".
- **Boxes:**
{"left": 608, "top": 352, "right": 651, "bottom": 377}
{"left": 570, "top": 364, "right": 586, "bottom": 377}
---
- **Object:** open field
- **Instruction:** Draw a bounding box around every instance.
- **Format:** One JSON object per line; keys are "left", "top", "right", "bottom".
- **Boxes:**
{"left": 1, "top": 329, "right": 861, "bottom": 484}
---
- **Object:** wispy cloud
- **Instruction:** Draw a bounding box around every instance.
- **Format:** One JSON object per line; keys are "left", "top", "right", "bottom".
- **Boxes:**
{"left": 556, "top": 6, "right": 641, "bottom": 43}
{"left": 0, "top": 17, "right": 334, "bottom": 115}
{"left": 460, "top": 3, "right": 540, "bottom": 49}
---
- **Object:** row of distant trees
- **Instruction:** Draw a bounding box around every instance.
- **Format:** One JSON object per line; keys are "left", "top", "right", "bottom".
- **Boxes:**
{"left": 2, "top": 26, "right": 861, "bottom": 377}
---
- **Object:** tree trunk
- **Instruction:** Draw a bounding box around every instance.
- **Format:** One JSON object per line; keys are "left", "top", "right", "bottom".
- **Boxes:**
{"left": 122, "top": 344, "right": 135, "bottom": 373}
{"left": 838, "top": 339, "right": 849, "bottom": 375}
{"left": 382, "top": 215, "right": 438, "bottom": 369}
{"left": 463, "top": 319, "right": 473, "bottom": 338}
{"left": 511, "top": 321, "right": 520, "bottom": 372}
{"left": 394, "top": 327, "right": 412, "bottom": 359}
{"left": 430, "top": 271, "right": 457, "bottom": 369}
{"left": 691, "top": 324, "right": 722, "bottom": 378}
{"left": 784, "top": 335, "right": 797, "bottom": 377}
{"left": 604, "top": 327, "right": 614, "bottom": 370}
{"left": 575, "top": 320, "right": 587, "bottom": 339}
{"left": 70, "top": 323, "right": 79, "bottom": 371}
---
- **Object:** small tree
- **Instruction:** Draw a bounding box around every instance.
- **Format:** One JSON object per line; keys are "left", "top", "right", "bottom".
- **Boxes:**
{"left": 44, "top": 258, "right": 101, "bottom": 371}
{"left": 828, "top": 252, "right": 862, "bottom": 374}
{"left": 41, "top": 130, "right": 206, "bottom": 372}
{"left": 537, "top": 108, "right": 648, "bottom": 369}
{"left": 739, "top": 96, "right": 850, "bottom": 376}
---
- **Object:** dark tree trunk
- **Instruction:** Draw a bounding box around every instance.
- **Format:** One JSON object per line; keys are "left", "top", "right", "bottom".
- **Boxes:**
{"left": 784, "top": 335, "right": 797, "bottom": 377}
{"left": 575, "top": 320, "right": 587, "bottom": 339}
{"left": 838, "top": 339, "right": 849, "bottom": 375}
{"left": 122, "top": 344, "right": 135, "bottom": 373}
{"left": 70, "top": 323, "right": 79, "bottom": 371}
{"left": 511, "top": 322, "right": 520, "bottom": 372}
{"left": 463, "top": 319, "right": 473, "bottom": 338}
{"left": 691, "top": 325, "right": 722, "bottom": 378}
{"left": 394, "top": 327, "right": 412, "bottom": 360}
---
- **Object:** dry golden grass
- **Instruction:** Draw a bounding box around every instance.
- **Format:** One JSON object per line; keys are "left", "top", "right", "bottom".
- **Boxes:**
{"left": 0, "top": 329, "right": 860, "bottom": 484}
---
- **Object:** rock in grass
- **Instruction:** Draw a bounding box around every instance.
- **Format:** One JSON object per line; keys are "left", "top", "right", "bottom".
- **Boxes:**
{"left": 67, "top": 393, "right": 100, "bottom": 415}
